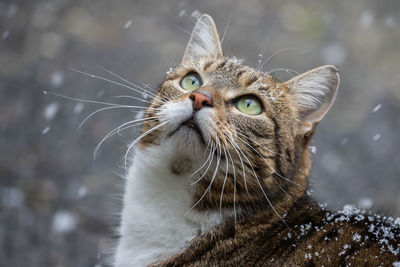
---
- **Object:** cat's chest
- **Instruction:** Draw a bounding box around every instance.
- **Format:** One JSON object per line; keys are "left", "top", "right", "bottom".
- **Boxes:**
{"left": 115, "top": 147, "right": 225, "bottom": 266}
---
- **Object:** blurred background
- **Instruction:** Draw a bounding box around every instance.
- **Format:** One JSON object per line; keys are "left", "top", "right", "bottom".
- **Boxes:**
{"left": 1, "top": 0, "right": 399, "bottom": 266}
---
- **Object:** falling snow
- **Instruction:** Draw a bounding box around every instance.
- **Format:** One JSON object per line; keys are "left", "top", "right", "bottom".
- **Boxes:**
{"left": 372, "top": 134, "right": 381, "bottom": 141}
{"left": 178, "top": 10, "right": 186, "bottom": 17}
{"left": 231, "top": 56, "right": 244, "bottom": 64}
{"left": 52, "top": 210, "right": 77, "bottom": 234}
{"left": 50, "top": 71, "right": 64, "bottom": 87}
{"left": 41, "top": 126, "right": 50, "bottom": 134}
{"left": 191, "top": 10, "right": 202, "bottom": 19}
{"left": 360, "top": 10, "right": 374, "bottom": 28}
{"left": 43, "top": 102, "right": 59, "bottom": 121}
{"left": 73, "top": 102, "right": 85, "bottom": 114}
{"left": 310, "top": 146, "right": 317, "bottom": 154}
{"left": 384, "top": 16, "right": 395, "bottom": 28}
{"left": 372, "top": 104, "right": 382, "bottom": 112}
{"left": 78, "top": 186, "right": 88, "bottom": 198}
{"left": 2, "top": 31, "right": 10, "bottom": 40}
{"left": 358, "top": 198, "right": 373, "bottom": 209}
{"left": 124, "top": 20, "right": 132, "bottom": 29}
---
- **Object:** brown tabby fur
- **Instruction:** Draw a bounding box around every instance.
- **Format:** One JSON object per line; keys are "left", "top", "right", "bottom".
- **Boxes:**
{"left": 136, "top": 15, "right": 400, "bottom": 266}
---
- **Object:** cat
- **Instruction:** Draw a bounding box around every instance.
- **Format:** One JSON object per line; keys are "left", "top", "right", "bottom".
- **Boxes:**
{"left": 114, "top": 14, "right": 400, "bottom": 266}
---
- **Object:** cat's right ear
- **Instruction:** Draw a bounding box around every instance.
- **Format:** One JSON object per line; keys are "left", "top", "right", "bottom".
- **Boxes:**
{"left": 284, "top": 65, "right": 340, "bottom": 135}
{"left": 182, "top": 14, "right": 223, "bottom": 63}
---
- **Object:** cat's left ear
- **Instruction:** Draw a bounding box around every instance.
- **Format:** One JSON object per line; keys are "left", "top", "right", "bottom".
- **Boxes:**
{"left": 284, "top": 65, "right": 340, "bottom": 134}
{"left": 182, "top": 14, "right": 223, "bottom": 63}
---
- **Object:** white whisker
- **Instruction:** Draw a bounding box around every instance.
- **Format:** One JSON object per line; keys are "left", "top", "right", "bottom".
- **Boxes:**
{"left": 234, "top": 132, "right": 300, "bottom": 186}
{"left": 94, "top": 117, "right": 159, "bottom": 162}
{"left": 187, "top": 136, "right": 222, "bottom": 214}
{"left": 224, "top": 141, "right": 237, "bottom": 226}
{"left": 45, "top": 91, "right": 162, "bottom": 110}
{"left": 225, "top": 134, "right": 249, "bottom": 194}
{"left": 97, "top": 66, "right": 160, "bottom": 96}
{"left": 228, "top": 135, "right": 287, "bottom": 225}
{"left": 68, "top": 67, "right": 166, "bottom": 103}
{"left": 219, "top": 144, "right": 229, "bottom": 216}
{"left": 190, "top": 142, "right": 215, "bottom": 178}
{"left": 190, "top": 144, "right": 216, "bottom": 185}
{"left": 124, "top": 121, "right": 169, "bottom": 171}
{"left": 258, "top": 47, "right": 302, "bottom": 71}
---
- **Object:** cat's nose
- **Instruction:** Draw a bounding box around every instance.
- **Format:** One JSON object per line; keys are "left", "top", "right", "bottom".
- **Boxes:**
{"left": 189, "top": 90, "right": 213, "bottom": 110}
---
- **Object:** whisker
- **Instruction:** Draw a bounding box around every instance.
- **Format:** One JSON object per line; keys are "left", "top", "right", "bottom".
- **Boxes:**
{"left": 228, "top": 135, "right": 287, "bottom": 226}
{"left": 183, "top": 13, "right": 197, "bottom": 23}
{"left": 44, "top": 90, "right": 162, "bottom": 110}
{"left": 76, "top": 106, "right": 156, "bottom": 134}
{"left": 68, "top": 67, "right": 166, "bottom": 103}
{"left": 254, "top": 30, "right": 271, "bottom": 74}
{"left": 187, "top": 136, "right": 222, "bottom": 213}
{"left": 124, "top": 120, "right": 169, "bottom": 171}
{"left": 190, "top": 142, "right": 215, "bottom": 178}
{"left": 190, "top": 144, "right": 216, "bottom": 185}
{"left": 172, "top": 24, "right": 192, "bottom": 36}
{"left": 220, "top": 12, "right": 232, "bottom": 47}
{"left": 267, "top": 68, "right": 300, "bottom": 76}
{"left": 225, "top": 134, "right": 249, "bottom": 195}
{"left": 224, "top": 141, "right": 237, "bottom": 226}
{"left": 235, "top": 129, "right": 290, "bottom": 161}
{"left": 219, "top": 144, "right": 229, "bottom": 216}
{"left": 97, "top": 66, "right": 160, "bottom": 97}
{"left": 272, "top": 177, "right": 299, "bottom": 204}
{"left": 258, "top": 47, "right": 303, "bottom": 71}
{"left": 234, "top": 132, "right": 300, "bottom": 186}
{"left": 112, "top": 95, "right": 153, "bottom": 105}
{"left": 94, "top": 117, "right": 159, "bottom": 162}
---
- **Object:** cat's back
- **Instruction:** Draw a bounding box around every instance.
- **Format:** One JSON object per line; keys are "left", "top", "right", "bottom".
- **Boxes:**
{"left": 157, "top": 200, "right": 400, "bottom": 266}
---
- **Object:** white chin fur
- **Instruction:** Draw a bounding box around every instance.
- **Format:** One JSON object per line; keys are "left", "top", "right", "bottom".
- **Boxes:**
{"left": 115, "top": 102, "right": 228, "bottom": 267}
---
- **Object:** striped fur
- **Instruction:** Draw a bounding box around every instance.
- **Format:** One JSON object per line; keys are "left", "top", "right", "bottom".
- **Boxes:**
{"left": 116, "top": 14, "right": 400, "bottom": 266}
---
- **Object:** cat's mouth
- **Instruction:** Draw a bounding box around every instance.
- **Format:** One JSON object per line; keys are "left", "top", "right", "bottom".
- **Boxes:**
{"left": 170, "top": 118, "right": 205, "bottom": 143}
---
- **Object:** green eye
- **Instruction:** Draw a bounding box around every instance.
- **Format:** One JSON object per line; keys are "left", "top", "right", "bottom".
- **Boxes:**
{"left": 235, "top": 96, "right": 262, "bottom": 115}
{"left": 180, "top": 73, "right": 202, "bottom": 91}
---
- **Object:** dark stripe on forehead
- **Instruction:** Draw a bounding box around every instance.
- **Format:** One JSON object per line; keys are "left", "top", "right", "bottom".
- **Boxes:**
{"left": 245, "top": 75, "right": 258, "bottom": 87}
{"left": 236, "top": 70, "right": 246, "bottom": 79}
{"left": 203, "top": 61, "right": 213, "bottom": 71}
{"left": 217, "top": 60, "right": 228, "bottom": 69}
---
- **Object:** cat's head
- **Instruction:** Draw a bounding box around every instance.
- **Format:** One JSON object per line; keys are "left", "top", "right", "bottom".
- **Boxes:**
{"left": 139, "top": 15, "right": 339, "bottom": 215}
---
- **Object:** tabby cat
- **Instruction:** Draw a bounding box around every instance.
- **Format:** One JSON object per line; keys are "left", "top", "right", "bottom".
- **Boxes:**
{"left": 115, "top": 14, "right": 400, "bottom": 266}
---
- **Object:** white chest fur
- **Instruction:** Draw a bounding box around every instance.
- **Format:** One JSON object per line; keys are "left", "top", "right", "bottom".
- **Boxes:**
{"left": 115, "top": 142, "right": 225, "bottom": 267}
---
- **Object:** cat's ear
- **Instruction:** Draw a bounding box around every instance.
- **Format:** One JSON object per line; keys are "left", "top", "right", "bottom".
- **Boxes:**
{"left": 182, "top": 14, "right": 223, "bottom": 63}
{"left": 284, "top": 65, "right": 339, "bottom": 134}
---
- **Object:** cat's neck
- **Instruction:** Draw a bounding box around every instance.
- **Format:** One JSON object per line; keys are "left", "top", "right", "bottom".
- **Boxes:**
{"left": 115, "top": 143, "right": 234, "bottom": 266}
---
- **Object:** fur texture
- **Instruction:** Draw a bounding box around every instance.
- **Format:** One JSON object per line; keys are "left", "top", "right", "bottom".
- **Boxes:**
{"left": 115, "top": 14, "right": 400, "bottom": 266}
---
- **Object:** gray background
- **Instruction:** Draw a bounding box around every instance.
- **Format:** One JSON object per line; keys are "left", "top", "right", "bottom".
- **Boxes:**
{"left": 1, "top": 0, "right": 399, "bottom": 266}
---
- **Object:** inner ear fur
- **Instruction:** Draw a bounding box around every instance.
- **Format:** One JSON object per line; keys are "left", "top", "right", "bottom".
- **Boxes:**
{"left": 284, "top": 65, "right": 340, "bottom": 134}
{"left": 182, "top": 14, "right": 223, "bottom": 63}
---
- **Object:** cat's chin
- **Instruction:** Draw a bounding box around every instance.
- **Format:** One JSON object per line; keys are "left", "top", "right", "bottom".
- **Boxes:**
{"left": 173, "top": 124, "right": 204, "bottom": 146}
{"left": 165, "top": 124, "right": 205, "bottom": 159}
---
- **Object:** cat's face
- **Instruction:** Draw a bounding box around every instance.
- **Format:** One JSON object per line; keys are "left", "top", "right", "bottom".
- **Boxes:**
{"left": 139, "top": 15, "right": 339, "bottom": 213}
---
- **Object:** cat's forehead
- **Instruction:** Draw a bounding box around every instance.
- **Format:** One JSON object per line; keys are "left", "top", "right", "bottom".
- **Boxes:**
{"left": 173, "top": 57, "right": 278, "bottom": 91}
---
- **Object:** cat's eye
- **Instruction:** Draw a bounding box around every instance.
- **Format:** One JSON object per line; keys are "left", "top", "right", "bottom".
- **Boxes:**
{"left": 180, "top": 73, "right": 202, "bottom": 91}
{"left": 235, "top": 96, "right": 262, "bottom": 115}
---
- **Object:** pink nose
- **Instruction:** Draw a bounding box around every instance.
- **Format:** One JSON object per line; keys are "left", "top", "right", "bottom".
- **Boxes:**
{"left": 189, "top": 90, "right": 213, "bottom": 110}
